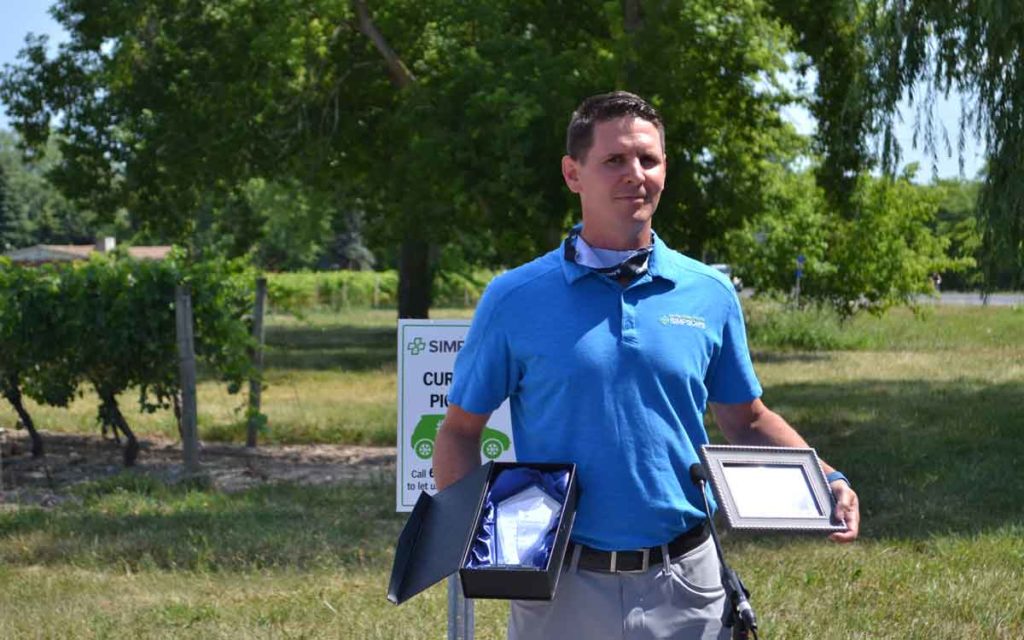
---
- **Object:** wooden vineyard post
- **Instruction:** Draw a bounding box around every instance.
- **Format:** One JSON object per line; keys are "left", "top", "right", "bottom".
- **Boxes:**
{"left": 175, "top": 285, "right": 201, "bottom": 473}
{"left": 246, "top": 277, "right": 268, "bottom": 448}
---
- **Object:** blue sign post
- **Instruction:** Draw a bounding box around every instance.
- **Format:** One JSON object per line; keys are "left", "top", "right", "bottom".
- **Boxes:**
{"left": 794, "top": 254, "right": 806, "bottom": 305}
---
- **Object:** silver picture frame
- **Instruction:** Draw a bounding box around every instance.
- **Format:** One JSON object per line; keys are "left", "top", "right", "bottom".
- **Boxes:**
{"left": 698, "top": 445, "right": 847, "bottom": 532}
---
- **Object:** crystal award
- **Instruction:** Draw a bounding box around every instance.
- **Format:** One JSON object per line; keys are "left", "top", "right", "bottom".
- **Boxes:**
{"left": 494, "top": 485, "right": 562, "bottom": 566}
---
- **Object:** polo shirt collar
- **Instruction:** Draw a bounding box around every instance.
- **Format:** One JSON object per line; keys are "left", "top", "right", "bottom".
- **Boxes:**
{"left": 645, "top": 232, "right": 680, "bottom": 284}
{"left": 559, "top": 225, "right": 680, "bottom": 285}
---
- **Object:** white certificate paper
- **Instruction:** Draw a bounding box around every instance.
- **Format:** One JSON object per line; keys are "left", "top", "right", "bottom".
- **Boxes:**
{"left": 722, "top": 464, "right": 822, "bottom": 519}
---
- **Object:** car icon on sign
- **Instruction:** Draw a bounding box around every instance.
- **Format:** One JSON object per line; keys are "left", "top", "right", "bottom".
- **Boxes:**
{"left": 410, "top": 413, "right": 511, "bottom": 460}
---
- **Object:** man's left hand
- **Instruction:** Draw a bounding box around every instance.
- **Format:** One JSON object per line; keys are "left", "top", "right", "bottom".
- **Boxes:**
{"left": 829, "top": 481, "right": 860, "bottom": 543}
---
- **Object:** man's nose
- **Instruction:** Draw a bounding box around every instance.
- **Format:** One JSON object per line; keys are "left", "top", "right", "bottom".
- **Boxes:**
{"left": 623, "top": 158, "right": 644, "bottom": 183}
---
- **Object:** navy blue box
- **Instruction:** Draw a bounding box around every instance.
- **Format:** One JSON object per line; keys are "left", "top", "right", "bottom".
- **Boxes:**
{"left": 388, "top": 461, "right": 578, "bottom": 603}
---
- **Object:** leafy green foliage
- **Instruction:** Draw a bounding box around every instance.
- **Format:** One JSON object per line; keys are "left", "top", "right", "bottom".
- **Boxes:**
{"left": 728, "top": 169, "right": 970, "bottom": 316}
{"left": 768, "top": 0, "right": 879, "bottom": 215}
{"left": 0, "top": 163, "right": 11, "bottom": 251}
{"left": 181, "top": 254, "right": 257, "bottom": 395}
{"left": 928, "top": 178, "right": 984, "bottom": 290}
{"left": 263, "top": 269, "right": 500, "bottom": 314}
{"left": 0, "top": 130, "right": 99, "bottom": 249}
{"left": 0, "top": 253, "right": 255, "bottom": 464}
{"left": 238, "top": 178, "right": 332, "bottom": 271}
{"left": 869, "top": 0, "right": 1024, "bottom": 287}
{"left": 0, "top": 259, "right": 77, "bottom": 455}
{"left": 0, "top": 0, "right": 811, "bottom": 315}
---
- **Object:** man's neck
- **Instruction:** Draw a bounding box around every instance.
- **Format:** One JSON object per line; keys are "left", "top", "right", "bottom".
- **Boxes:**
{"left": 579, "top": 223, "right": 652, "bottom": 251}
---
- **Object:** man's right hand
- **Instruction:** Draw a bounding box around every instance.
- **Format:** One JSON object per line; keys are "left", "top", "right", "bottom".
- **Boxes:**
{"left": 433, "top": 404, "right": 491, "bottom": 490}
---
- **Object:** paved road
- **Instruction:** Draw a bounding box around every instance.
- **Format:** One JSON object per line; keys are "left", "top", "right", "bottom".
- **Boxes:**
{"left": 921, "top": 291, "right": 1024, "bottom": 307}
{"left": 740, "top": 289, "right": 1023, "bottom": 307}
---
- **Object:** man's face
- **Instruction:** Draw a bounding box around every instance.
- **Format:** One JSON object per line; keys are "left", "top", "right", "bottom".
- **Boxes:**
{"left": 561, "top": 116, "right": 666, "bottom": 248}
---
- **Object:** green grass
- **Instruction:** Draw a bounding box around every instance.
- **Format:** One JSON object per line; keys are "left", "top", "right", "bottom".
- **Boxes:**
{"left": 2, "top": 304, "right": 1023, "bottom": 637}
{"left": 0, "top": 476, "right": 511, "bottom": 639}
{"left": 1, "top": 303, "right": 1018, "bottom": 449}
{"left": 745, "top": 298, "right": 1024, "bottom": 351}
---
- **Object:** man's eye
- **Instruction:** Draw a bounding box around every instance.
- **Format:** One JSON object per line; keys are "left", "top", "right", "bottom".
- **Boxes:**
{"left": 605, "top": 156, "right": 622, "bottom": 164}
{"left": 641, "top": 156, "right": 660, "bottom": 168}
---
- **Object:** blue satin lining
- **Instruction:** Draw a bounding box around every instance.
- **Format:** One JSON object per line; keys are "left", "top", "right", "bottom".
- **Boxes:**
{"left": 466, "top": 468, "right": 570, "bottom": 569}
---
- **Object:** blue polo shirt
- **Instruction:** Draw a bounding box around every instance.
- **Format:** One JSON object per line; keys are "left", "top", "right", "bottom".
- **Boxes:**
{"left": 448, "top": 230, "right": 762, "bottom": 550}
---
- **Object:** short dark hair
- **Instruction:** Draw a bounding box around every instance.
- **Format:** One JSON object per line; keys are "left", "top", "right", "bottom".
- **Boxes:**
{"left": 565, "top": 91, "right": 665, "bottom": 162}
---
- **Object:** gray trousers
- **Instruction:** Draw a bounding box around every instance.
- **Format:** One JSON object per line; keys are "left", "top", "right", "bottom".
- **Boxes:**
{"left": 508, "top": 536, "right": 729, "bottom": 640}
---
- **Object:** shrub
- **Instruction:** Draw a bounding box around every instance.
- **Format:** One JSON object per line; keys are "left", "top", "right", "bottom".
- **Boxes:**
{"left": 743, "top": 297, "right": 868, "bottom": 351}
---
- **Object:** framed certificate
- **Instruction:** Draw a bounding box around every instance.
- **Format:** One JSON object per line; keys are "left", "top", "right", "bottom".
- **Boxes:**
{"left": 698, "top": 445, "right": 848, "bottom": 532}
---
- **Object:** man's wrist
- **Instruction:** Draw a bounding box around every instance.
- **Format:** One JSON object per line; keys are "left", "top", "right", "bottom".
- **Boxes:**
{"left": 826, "top": 470, "right": 851, "bottom": 487}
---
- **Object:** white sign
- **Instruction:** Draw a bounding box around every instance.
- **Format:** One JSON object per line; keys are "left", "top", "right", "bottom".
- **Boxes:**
{"left": 396, "top": 320, "right": 515, "bottom": 511}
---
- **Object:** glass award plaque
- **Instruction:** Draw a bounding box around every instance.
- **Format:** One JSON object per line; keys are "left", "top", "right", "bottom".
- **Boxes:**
{"left": 494, "top": 485, "right": 562, "bottom": 565}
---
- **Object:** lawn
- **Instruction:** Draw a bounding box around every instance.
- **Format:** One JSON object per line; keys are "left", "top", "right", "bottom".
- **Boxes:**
{"left": 1, "top": 303, "right": 1023, "bottom": 637}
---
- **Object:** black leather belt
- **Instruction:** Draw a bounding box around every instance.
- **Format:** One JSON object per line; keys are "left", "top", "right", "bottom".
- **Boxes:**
{"left": 568, "top": 521, "right": 711, "bottom": 573}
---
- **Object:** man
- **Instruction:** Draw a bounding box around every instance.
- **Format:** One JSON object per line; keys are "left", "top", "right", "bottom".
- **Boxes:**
{"left": 434, "top": 91, "right": 860, "bottom": 639}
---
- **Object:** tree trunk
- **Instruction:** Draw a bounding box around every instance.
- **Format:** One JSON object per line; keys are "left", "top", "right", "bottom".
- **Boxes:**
{"left": 622, "top": 0, "right": 643, "bottom": 32}
{"left": 98, "top": 391, "right": 139, "bottom": 466}
{"left": 2, "top": 374, "right": 43, "bottom": 457}
{"left": 398, "top": 236, "right": 433, "bottom": 319}
{"left": 351, "top": 0, "right": 416, "bottom": 89}
{"left": 351, "top": 2, "right": 433, "bottom": 318}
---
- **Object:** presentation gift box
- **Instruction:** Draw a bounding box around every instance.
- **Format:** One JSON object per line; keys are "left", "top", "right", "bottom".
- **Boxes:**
{"left": 388, "top": 461, "right": 578, "bottom": 603}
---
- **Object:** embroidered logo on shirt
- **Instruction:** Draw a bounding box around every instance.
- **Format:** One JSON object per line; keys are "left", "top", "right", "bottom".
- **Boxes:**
{"left": 659, "top": 314, "right": 706, "bottom": 329}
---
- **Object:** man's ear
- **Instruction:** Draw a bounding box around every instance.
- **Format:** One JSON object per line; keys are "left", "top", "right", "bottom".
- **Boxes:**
{"left": 561, "top": 155, "right": 582, "bottom": 193}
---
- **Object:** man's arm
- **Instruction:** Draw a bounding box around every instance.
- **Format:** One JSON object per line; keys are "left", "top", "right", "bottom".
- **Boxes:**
{"left": 433, "top": 403, "right": 492, "bottom": 491}
{"left": 710, "top": 398, "right": 860, "bottom": 543}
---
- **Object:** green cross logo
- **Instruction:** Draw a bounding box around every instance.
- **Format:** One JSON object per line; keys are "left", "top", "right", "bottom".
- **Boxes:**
{"left": 407, "top": 337, "right": 427, "bottom": 356}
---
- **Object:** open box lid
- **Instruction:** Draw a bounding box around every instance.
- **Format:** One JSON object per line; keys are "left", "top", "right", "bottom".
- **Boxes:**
{"left": 387, "top": 462, "right": 493, "bottom": 605}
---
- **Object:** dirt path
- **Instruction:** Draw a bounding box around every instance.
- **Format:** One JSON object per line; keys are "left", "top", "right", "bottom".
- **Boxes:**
{"left": 0, "top": 429, "right": 396, "bottom": 507}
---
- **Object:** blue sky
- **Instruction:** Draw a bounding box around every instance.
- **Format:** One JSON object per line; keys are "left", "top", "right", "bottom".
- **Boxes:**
{"left": 1, "top": 0, "right": 986, "bottom": 183}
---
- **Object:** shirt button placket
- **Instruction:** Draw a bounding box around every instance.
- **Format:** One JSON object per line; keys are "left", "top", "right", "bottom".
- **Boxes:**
{"left": 622, "top": 292, "right": 638, "bottom": 345}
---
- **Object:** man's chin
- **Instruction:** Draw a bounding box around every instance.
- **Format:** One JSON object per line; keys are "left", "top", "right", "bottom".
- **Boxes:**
{"left": 624, "top": 203, "right": 656, "bottom": 222}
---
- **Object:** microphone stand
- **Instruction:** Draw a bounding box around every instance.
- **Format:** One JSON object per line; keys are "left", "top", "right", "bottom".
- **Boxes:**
{"left": 690, "top": 464, "right": 759, "bottom": 640}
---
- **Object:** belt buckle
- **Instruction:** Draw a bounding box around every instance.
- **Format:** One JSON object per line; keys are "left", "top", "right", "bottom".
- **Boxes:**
{"left": 610, "top": 548, "right": 649, "bottom": 573}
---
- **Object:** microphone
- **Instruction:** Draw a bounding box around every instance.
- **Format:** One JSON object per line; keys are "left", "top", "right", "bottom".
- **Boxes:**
{"left": 689, "top": 462, "right": 707, "bottom": 486}
{"left": 690, "top": 460, "right": 758, "bottom": 639}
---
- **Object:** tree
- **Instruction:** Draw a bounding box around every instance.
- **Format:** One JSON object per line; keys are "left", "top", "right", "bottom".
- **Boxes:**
{"left": 321, "top": 209, "right": 376, "bottom": 271}
{"left": 240, "top": 178, "right": 334, "bottom": 271}
{"left": 0, "top": 162, "right": 12, "bottom": 251}
{"left": 1, "top": 0, "right": 812, "bottom": 316}
{"left": 0, "top": 130, "right": 98, "bottom": 248}
{"left": 929, "top": 177, "right": 984, "bottom": 290}
{"left": 727, "top": 166, "right": 970, "bottom": 316}
{"left": 869, "top": 0, "right": 1024, "bottom": 288}
{"left": 768, "top": 0, "right": 880, "bottom": 217}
